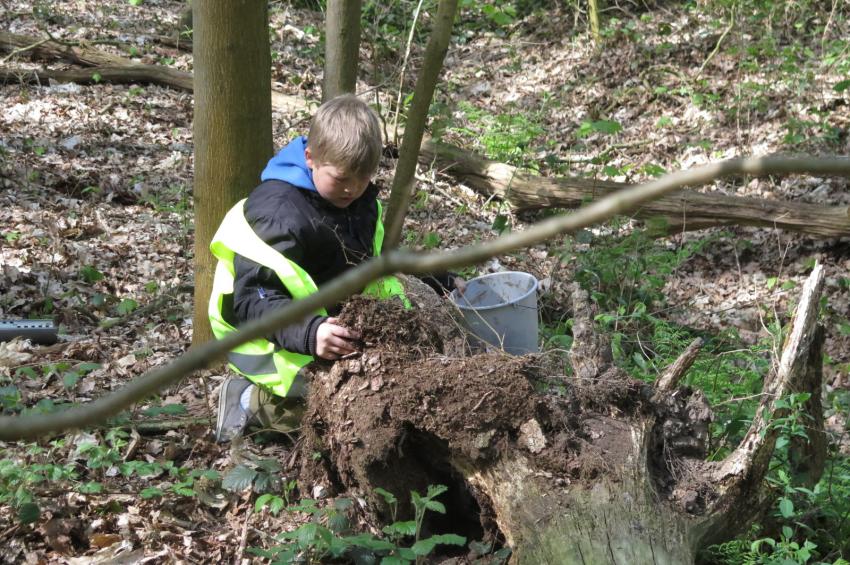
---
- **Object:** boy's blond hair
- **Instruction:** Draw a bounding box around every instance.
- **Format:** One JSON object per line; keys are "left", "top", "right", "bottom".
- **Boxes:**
{"left": 307, "top": 95, "right": 382, "bottom": 178}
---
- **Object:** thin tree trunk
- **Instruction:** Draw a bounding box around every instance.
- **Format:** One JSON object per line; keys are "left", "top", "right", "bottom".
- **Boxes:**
{"left": 192, "top": 1, "right": 272, "bottom": 345}
{"left": 323, "top": 0, "right": 362, "bottom": 101}
{"left": 588, "top": 0, "right": 601, "bottom": 44}
{"left": 382, "top": 0, "right": 459, "bottom": 250}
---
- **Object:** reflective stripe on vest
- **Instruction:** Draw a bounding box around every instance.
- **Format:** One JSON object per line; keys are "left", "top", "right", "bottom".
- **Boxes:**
{"left": 208, "top": 198, "right": 409, "bottom": 397}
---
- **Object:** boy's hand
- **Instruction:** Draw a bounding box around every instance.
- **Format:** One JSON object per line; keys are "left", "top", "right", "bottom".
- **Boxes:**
{"left": 452, "top": 276, "right": 467, "bottom": 295}
{"left": 316, "top": 317, "right": 361, "bottom": 360}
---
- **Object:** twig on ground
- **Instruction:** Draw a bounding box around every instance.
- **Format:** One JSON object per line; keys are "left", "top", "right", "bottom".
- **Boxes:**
{"left": 0, "top": 36, "right": 50, "bottom": 63}
{"left": 234, "top": 507, "right": 252, "bottom": 565}
{"left": 697, "top": 9, "right": 735, "bottom": 77}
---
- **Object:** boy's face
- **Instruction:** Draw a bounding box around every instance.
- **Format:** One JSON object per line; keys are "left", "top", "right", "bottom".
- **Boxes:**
{"left": 305, "top": 148, "right": 371, "bottom": 208}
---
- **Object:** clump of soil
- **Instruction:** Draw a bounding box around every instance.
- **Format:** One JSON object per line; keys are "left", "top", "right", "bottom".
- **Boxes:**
{"left": 336, "top": 294, "right": 445, "bottom": 356}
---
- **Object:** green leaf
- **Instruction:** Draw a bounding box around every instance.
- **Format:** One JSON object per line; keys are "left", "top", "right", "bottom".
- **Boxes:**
{"left": 424, "top": 500, "right": 446, "bottom": 514}
{"left": 491, "top": 214, "right": 510, "bottom": 234}
{"left": 344, "top": 533, "right": 396, "bottom": 552}
{"left": 425, "top": 484, "right": 448, "bottom": 498}
{"left": 78, "top": 481, "right": 104, "bottom": 494}
{"left": 222, "top": 465, "right": 257, "bottom": 492}
{"left": 256, "top": 458, "right": 281, "bottom": 474}
{"left": 782, "top": 525, "right": 794, "bottom": 539}
{"left": 375, "top": 487, "right": 398, "bottom": 505}
{"left": 411, "top": 534, "right": 466, "bottom": 556}
{"left": 592, "top": 120, "right": 622, "bottom": 135}
{"left": 834, "top": 79, "right": 850, "bottom": 92}
{"left": 80, "top": 265, "right": 104, "bottom": 283}
{"left": 641, "top": 163, "right": 667, "bottom": 177}
{"left": 63, "top": 371, "right": 81, "bottom": 389}
{"left": 127, "top": 0, "right": 143, "bottom": 5}
{"left": 383, "top": 521, "right": 417, "bottom": 537}
{"left": 140, "top": 487, "right": 164, "bottom": 499}
{"left": 116, "top": 298, "right": 138, "bottom": 315}
{"left": 422, "top": 232, "right": 441, "bottom": 249}
{"left": 766, "top": 276, "right": 778, "bottom": 290}
{"left": 15, "top": 367, "right": 38, "bottom": 380}
{"left": 779, "top": 497, "right": 794, "bottom": 518}
{"left": 380, "top": 556, "right": 411, "bottom": 565}
{"left": 296, "top": 523, "right": 318, "bottom": 547}
{"left": 18, "top": 502, "right": 40, "bottom": 524}
{"left": 328, "top": 512, "right": 349, "bottom": 534}
{"left": 255, "top": 494, "right": 283, "bottom": 513}
{"left": 91, "top": 72, "right": 102, "bottom": 83}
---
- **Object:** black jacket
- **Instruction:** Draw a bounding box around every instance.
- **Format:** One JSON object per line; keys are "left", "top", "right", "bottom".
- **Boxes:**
{"left": 231, "top": 180, "right": 453, "bottom": 356}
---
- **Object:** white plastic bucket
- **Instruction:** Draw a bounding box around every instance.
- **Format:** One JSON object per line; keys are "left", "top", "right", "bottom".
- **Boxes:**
{"left": 450, "top": 271, "right": 539, "bottom": 355}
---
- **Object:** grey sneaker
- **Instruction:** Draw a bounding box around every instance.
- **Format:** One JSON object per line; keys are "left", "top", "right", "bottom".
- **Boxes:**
{"left": 215, "top": 376, "right": 254, "bottom": 443}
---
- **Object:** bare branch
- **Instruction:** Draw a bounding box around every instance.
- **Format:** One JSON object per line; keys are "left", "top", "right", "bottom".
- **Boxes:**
{"left": 0, "top": 36, "right": 51, "bottom": 63}
{"left": 712, "top": 263, "right": 824, "bottom": 483}
{"left": 0, "top": 157, "right": 847, "bottom": 440}
{"left": 654, "top": 338, "right": 703, "bottom": 395}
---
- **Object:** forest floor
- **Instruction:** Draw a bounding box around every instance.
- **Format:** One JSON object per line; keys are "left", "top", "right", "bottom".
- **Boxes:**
{"left": 1, "top": 0, "right": 849, "bottom": 563}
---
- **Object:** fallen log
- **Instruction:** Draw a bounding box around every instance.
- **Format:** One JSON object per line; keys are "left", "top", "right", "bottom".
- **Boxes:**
{"left": 0, "top": 32, "right": 305, "bottom": 114}
{"left": 300, "top": 267, "right": 826, "bottom": 563}
{"left": 0, "top": 65, "right": 192, "bottom": 91}
{"left": 419, "top": 139, "right": 850, "bottom": 238}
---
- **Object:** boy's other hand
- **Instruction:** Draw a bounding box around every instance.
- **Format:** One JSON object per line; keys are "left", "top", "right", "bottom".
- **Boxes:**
{"left": 316, "top": 317, "right": 361, "bottom": 360}
{"left": 452, "top": 276, "right": 467, "bottom": 295}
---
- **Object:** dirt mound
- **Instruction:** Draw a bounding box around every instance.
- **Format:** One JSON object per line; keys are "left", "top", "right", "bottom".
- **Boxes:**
{"left": 309, "top": 295, "right": 634, "bottom": 483}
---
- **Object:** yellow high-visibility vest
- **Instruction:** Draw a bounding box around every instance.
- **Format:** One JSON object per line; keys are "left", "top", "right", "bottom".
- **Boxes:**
{"left": 208, "top": 198, "right": 409, "bottom": 397}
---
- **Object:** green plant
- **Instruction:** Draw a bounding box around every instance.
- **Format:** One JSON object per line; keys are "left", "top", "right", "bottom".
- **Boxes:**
{"left": 79, "top": 265, "right": 104, "bottom": 284}
{"left": 251, "top": 484, "right": 466, "bottom": 564}
{"left": 440, "top": 101, "right": 545, "bottom": 169}
{"left": 222, "top": 459, "right": 283, "bottom": 494}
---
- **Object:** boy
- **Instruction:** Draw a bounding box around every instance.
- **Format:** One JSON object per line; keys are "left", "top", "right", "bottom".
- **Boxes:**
{"left": 208, "top": 95, "right": 458, "bottom": 442}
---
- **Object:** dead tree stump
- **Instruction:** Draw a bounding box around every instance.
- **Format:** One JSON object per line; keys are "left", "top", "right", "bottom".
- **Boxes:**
{"left": 300, "top": 268, "right": 827, "bottom": 563}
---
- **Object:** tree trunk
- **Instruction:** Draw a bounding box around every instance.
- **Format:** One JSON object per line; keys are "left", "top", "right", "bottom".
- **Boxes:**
{"left": 419, "top": 139, "right": 850, "bottom": 238}
{"left": 382, "top": 0, "right": 459, "bottom": 249}
{"left": 588, "top": 0, "right": 601, "bottom": 44}
{"left": 323, "top": 0, "right": 362, "bottom": 101}
{"left": 299, "top": 267, "right": 827, "bottom": 563}
{"left": 191, "top": 2, "right": 272, "bottom": 345}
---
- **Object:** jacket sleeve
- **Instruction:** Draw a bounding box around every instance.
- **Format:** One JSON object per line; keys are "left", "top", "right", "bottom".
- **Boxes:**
{"left": 231, "top": 212, "right": 327, "bottom": 356}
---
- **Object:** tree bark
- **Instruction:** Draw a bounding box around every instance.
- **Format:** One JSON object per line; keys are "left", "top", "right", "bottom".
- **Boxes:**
{"left": 300, "top": 266, "right": 827, "bottom": 563}
{"left": 419, "top": 139, "right": 850, "bottom": 238}
{"left": 191, "top": 1, "right": 273, "bottom": 345}
{"left": 323, "top": 0, "right": 362, "bottom": 101}
{"left": 383, "top": 0, "right": 460, "bottom": 249}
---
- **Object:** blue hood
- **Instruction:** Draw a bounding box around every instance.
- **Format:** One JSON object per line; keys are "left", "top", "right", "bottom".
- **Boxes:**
{"left": 260, "top": 136, "right": 316, "bottom": 191}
